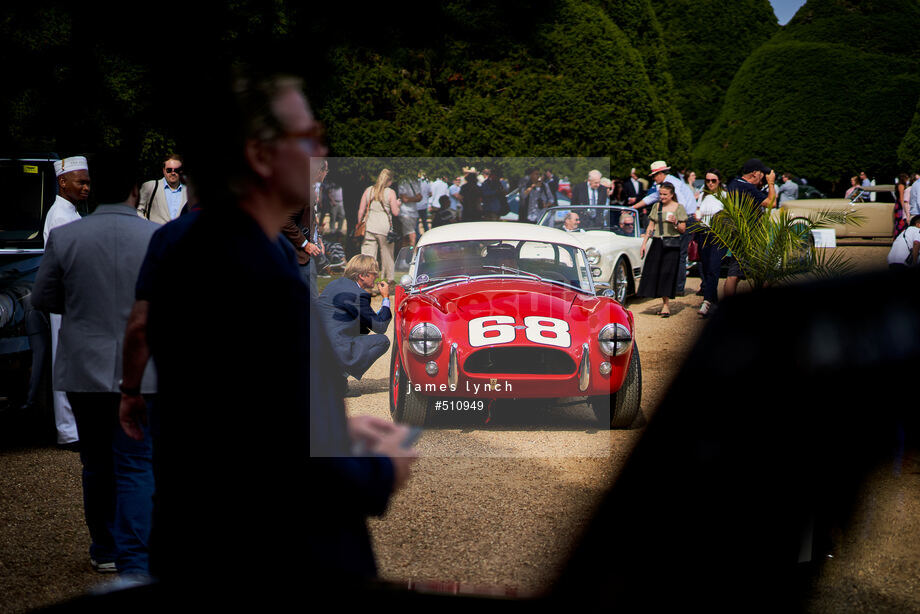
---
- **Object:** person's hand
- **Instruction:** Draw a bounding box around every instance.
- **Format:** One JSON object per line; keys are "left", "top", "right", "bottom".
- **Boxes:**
{"left": 348, "top": 416, "right": 418, "bottom": 491}
{"left": 119, "top": 394, "right": 147, "bottom": 441}
{"left": 766, "top": 169, "right": 776, "bottom": 185}
{"left": 377, "top": 281, "right": 389, "bottom": 298}
{"left": 348, "top": 415, "right": 396, "bottom": 448}
{"left": 640, "top": 242, "right": 647, "bottom": 258}
{"left": 370, "top": 424, "right": 418, "bottom": 492}
{"left": 305, "top": 242, "right": 322, "bottom": 257}
{"left": 627, "top": 197, "right": 636, "bottom": 204}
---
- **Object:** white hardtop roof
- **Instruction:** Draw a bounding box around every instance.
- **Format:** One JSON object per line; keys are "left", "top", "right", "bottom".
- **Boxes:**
{"left": 416, "top": 221, "right": 587, "bottom": 250}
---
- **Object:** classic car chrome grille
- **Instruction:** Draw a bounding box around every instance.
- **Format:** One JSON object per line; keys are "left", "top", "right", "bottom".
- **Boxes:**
{"left": 464, "top": 347, "right": 576, "bottom": 375}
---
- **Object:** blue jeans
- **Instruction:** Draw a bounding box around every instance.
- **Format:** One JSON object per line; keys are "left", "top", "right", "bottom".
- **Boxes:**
{"left": 700, "top": 239, "right": 726, "bottom": 304}
{"left": 69, "top": 393, "right": 154, "bottom": 574}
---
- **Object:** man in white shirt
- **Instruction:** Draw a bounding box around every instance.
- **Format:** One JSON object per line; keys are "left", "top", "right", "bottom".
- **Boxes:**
{"left": 42, "top": 155, "right": 91, "bottom": 449}
{"left": 572, "top": 170, "right": 608, "bottom": 208}
{"left": 429, "top": 174, "right": 449, "bottom": 212}
{"left": 415, "top": 171, "right": 432, "bottom": 235}
{"left": 909, "top": 173, "right": 920, "bottom": 217}
{"left": 888, "top": 215, "right": 920, "bottom": 270}
{"left": 563, "top": 211, "right": 583, "bottom": 232}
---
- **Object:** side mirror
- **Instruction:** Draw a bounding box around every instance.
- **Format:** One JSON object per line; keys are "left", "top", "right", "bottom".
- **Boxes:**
{"left": 399, "top": 274, "right": 414, "bottom": 289}
{"left": 594, "top": 282, "right": 614, "bottom": 298}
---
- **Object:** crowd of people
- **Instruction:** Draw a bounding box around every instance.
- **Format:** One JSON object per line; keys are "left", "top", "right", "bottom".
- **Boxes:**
{"left": 25, "top": 63, "right": 920, "bottom": 603}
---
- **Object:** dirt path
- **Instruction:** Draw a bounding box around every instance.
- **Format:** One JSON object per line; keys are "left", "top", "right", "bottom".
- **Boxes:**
{"left": 1, "top": 245, "right": 916, "bottom": 612}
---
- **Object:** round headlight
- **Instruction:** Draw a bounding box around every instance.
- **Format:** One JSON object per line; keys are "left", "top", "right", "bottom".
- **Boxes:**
{"left": 598, "top": 323, "right": 631, "bottom": 356}
{"left": 408, "top": 323, "right": 442, "bottom": 356}
{"left": 586, "top": 247, "right": 601, "bottom": 265}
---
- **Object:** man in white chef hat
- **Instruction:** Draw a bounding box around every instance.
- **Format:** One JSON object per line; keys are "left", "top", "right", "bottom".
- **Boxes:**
{"left": 43, "top": 155, "right": 91, "bottom": 450}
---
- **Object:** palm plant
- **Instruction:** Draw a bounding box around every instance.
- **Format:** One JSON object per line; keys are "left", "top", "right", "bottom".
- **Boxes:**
{"left": 693, "top": 190, "right": 862, "bottom": 291}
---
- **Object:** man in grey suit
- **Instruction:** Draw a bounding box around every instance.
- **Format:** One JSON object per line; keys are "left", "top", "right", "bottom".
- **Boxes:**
{"left": 137, "top": 154, "right": 188, "bottom": 224}
{"left": 31, "top": 153, "right": 159, "bottom": 579}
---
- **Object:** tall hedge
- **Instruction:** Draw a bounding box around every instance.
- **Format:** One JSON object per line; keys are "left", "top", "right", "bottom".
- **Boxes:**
{"left": 693, "top": 0, "right": 920, "bottom": 185}
{"left": 652, "top": 0, "right": 778, "bottom": 143}
{"left": 898, "top": 99, "right": 920, "bottom": 172}
{"left": 313, "top": 0, "right": 690, "bottom": 178}
{"left": 1, "top": 0, "right": 693, "bottom": 181}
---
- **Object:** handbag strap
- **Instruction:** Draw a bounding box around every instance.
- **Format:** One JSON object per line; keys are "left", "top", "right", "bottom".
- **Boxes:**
{"left": 144, "top": 181, "right": 158, "bottom": 220}
{"left": 384, "top": 189, "right": 395, "bottom": 231}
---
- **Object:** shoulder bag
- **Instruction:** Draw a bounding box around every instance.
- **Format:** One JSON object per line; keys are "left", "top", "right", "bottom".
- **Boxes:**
{"left": 352, "top": 189, "right": 370, "bottom": 239}
{"left": 657, "top": 206, "right": 682, "bottom": 248}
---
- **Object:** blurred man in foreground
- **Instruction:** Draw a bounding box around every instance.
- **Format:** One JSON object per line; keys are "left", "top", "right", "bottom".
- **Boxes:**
{"left": 119, "top": 70, "right": 416, "bottom": 598}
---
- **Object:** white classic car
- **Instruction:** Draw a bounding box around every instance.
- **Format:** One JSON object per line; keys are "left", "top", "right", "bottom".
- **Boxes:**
{"left": 537, "top": 205, "right": 645, "bottom": 305}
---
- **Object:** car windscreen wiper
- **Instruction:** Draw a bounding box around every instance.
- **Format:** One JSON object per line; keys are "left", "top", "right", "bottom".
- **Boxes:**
{"left": 411, "top": 274, "right": 472, "bottom": 293}
{"left": 481, "top": 265, "right": 543, "bottom": 281}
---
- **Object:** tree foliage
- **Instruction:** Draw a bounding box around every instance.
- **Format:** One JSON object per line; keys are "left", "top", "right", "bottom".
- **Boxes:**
{"left": 652, "top": 0, "right": 778, "bottom": 143}
{"left": 313, "top": 0, "right": 690, "bottom": 178}
{"left": 897, "top": 98, "right": 920, "bottom": 172}
{"left": 693, "top": 0, "right": 920, "bottom": 186}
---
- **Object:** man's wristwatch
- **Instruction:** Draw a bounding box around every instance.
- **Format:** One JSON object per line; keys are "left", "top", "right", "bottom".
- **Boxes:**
{"left": 118, "top": 379, "right": 141, "bottom": 396}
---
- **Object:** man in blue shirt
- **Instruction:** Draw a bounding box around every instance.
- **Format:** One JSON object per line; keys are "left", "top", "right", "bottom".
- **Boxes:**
{"left": 723, "top": 158, "right": 777, "bottom": 298}
{"left": 137, "top": 155, "right": 188, "bottom": 224}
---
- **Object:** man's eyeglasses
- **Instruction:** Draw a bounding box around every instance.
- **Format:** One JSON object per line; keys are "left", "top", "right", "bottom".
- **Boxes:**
{"left": 705, "top": 178, "right": 719, "bottom": 183}
{"left": 165, "top": 167, "right": 182, "bottom": 174}
{"left": 280, "top": 123, "right": 326, "bottom": 151}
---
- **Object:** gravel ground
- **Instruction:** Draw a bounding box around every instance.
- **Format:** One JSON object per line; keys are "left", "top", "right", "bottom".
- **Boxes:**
{"left": 2, "top": 244, "right": 917, "bottom": 612}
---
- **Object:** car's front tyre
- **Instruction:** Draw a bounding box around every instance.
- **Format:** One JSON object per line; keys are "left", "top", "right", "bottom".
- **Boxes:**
{"left": 389, "top": 342, "right": 406, "bottom": 422}
{"left": 402, "top": 381, "right": 431, "bottom": 426}
{"left": 611, "top": 257, "right": 630, "bottom": 305}
{"left": 390, "top": 340, "right": 431, "bottom": 426}
{"left": 589, "top": 340, "right": 642, "bottom": 429}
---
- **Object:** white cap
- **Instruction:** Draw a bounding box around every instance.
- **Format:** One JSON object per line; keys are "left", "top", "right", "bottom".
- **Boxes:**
{"left": 54, "top": 156, "right": 89, "bottom": 177}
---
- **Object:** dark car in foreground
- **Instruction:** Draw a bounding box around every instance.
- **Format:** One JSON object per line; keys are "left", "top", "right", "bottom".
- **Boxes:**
{"left": 0, "top": 155, "right": 58, "bottom": 425}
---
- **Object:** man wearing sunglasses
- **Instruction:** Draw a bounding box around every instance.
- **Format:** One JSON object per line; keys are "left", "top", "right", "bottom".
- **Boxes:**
{"left": 137, "top": 154, "right": 188, "bottom": 224}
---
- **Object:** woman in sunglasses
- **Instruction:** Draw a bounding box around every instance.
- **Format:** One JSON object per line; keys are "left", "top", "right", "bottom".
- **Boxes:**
{"left": 695, "top": 169, "right": 726, "bottom": 317}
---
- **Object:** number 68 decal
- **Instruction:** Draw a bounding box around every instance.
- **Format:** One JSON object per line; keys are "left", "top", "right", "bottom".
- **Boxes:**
{"left": 468, "top": 316, "right": 571, "bottom": 348}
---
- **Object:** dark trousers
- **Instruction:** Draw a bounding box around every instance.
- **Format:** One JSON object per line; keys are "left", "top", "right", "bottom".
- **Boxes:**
{"left": 415, "top": 208, "right": 429, "bottom": 234}
{"left": 700, "top": 241, "right": 727, "bottom": 304}
{"left": 300, "top": 260, "right": 319, "bottom": 300}
{"left": 25, "top": 309, "right": 49, "bottom": 406}
{"left": 68, "top": 392, "right": 154, "bottom": 574}
{"left": 677, "top": 227, "right": 691, "bottom": 294}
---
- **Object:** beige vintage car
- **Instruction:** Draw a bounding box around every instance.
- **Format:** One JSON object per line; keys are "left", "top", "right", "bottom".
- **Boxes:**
{"left": 777, "top": 185, "right": 900, "bottom": 240}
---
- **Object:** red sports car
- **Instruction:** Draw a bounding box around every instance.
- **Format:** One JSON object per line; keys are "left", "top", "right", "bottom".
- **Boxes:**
{"left": 389, "top": 222, "right": 641, "bottom": 428}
